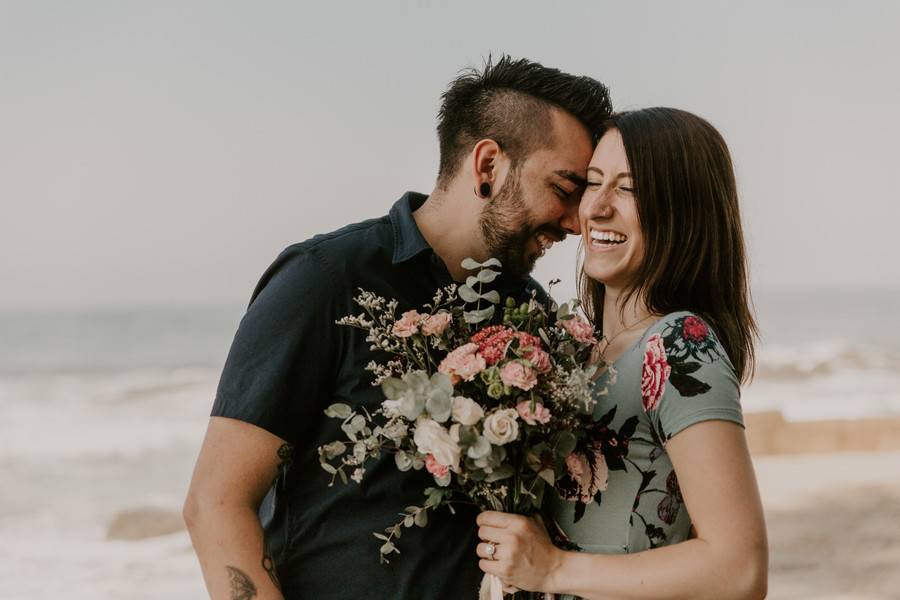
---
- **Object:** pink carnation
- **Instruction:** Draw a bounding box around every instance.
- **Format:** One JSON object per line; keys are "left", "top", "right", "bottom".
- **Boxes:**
{"left": 422, "top": 312, "right": 452, "bottom": 336}
{"left": 561, "top": 315, "right": 598, "bottom": 345}
{"left": 470, "top": 325, "right": 515, "bottom": 365}
{"left": 641, "top": 333, "right": 671, "bottom": 412}
{"left": 516, "top": 401, "right": 551, "bottom": 425}
{"left": 526, "top": 348, "right": 552, "bottom": 373}
{"left": 425, "top": 453, "right": 449, "bottom": 478}
{"left": 392, "top": 309, "right": 422, "bottom": 338}
{"left": 438, "top": 343, "right": 486, "bottom": 384}
{"left": 499, "top": 361, "right": 538, "bottom": 391}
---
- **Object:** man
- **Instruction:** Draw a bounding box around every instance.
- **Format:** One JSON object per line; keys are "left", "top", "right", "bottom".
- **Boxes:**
{"left": 183, "top": 56, "right": 611, "bottom": 599}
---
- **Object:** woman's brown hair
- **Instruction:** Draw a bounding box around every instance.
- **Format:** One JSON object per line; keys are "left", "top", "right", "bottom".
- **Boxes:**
{"left": 578, "top": 107, "right": 757, "bottom": 381}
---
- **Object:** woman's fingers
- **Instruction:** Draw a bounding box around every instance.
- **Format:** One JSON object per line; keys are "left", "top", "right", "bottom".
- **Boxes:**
{"left": 476, "top": 541, "right": 501, "bottom": 561}
{"left": 477, "top": 525, "right": 511, "bottom": 544}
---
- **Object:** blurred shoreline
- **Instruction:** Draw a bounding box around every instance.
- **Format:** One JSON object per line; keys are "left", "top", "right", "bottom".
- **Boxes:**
{"left": 2, "top": 294, "right": 899, "bottom": 599}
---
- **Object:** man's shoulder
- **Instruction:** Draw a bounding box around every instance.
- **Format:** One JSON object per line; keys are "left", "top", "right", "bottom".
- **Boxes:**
{"left": 287, "top": 213, "right": 392, "bottom": 261}
{"left": 250, "top": 213, "right": 392, "bottom": 302}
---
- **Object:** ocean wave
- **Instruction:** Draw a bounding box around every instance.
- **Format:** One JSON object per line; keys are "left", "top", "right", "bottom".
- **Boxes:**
{"left": 756, "top": 339, "right": 900, "bottom": 380}
{"left": 0, "top": 368, "right": 218, "bottom": 460}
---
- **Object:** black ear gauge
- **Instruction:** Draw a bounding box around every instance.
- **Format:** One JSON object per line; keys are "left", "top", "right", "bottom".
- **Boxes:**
{"left": 479, "top": 182, "right": 491, "bottom": 198}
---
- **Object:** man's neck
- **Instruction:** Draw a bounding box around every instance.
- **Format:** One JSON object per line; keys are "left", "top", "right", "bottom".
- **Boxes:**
{"left": 413, "top": 185, "right": 489, "bottom": 282}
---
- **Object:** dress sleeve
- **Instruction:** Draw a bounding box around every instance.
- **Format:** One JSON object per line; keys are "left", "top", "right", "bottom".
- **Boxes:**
{"left": 641, "top": 314, "right": 744, "bottom": 443}
{"left": 211, "top": 245, "right": 343, "bottom": 445}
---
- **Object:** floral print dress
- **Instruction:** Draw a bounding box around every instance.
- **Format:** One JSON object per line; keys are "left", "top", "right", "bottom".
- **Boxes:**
{"left": 546, "top": 312, "right": 744, "bottom": 598}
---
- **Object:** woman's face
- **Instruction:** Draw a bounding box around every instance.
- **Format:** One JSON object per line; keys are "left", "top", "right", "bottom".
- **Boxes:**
{"left": 580, "top": 129, "right": 644, "bottom": 289}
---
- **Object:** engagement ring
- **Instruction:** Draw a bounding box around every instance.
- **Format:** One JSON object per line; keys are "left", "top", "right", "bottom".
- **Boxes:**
{"left": 486, "top": 542, "right": 497, "bottom": 560}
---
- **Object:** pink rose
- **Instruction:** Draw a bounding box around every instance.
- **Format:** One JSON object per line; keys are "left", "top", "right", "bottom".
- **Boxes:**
{"left": 682, "top": 316, "right": 709, "bottom": 343}
{"left": 422, "top": 312, "right": 452, "bottom": 336}
{"left": 438, "top": 343, "right": 486, "bottom": 384}
{"left": 564, "top": 447, "right": 608, "bottom": 503}
{"left": 526, "top": 348, "right": 552, "bottom": 373}
{"left": 516, "top": 401, "right": 551, "bottom": 425}
{"left": 499, "top": 361, "right": 538, "bottom": 391}
{"left": 425, "top": 453, "right": 449, "bottom": 478}
{"left": 641, "top": 333, "right": 671, "bottom": 412}
{"left": 561, "top": 315, "right": 598, "bottom": 345}
{"left": 392, "top": 309, "right": 422, "bottom": 338}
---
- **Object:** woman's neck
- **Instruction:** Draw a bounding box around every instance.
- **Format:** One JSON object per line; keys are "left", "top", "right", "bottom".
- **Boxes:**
{"left": 598, "top": 286, "right": 658, "bottom": 363}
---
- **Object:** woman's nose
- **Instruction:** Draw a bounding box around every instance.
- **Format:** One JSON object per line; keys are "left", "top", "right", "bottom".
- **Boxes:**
{"left": 581, "top": 189, "right": 614, "bottom": 219}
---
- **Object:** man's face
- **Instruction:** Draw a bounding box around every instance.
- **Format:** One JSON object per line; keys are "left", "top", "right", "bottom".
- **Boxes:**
{"left": 479, "top": 109, "right": 594, "bottom": 278}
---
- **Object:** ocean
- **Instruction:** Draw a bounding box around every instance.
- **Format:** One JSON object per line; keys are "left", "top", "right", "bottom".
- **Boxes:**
{"left": 1, "top": 290, "right": 898, "bottom": 598}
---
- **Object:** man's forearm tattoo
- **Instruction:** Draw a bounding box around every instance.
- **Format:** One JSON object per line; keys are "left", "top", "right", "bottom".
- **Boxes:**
{"left": 225, "top": 566, "right": 257, "bottom": 600}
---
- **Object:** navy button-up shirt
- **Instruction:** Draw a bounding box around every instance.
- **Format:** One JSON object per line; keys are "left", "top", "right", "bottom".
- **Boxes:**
{"left": 212, "top": 192, "right": 546, "bottom": 599}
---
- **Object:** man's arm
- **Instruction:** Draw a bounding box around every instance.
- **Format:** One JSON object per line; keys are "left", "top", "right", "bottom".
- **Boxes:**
{"left": 184, "top": 416, "right": 289, "bottom": 600}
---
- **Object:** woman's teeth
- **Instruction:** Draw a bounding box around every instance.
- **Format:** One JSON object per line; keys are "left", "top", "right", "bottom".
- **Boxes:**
{"left": 590, "top": 230, "right": 627, "bottom": 246}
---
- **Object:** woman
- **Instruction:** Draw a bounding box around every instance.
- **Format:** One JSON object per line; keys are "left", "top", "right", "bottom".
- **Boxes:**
{"left": 475, "top": 108, "right": 768, "bottom": 599}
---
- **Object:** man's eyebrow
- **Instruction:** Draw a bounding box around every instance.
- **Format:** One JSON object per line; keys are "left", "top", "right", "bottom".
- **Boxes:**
{"left": 553, "top": 170, "right": 588, "bottom": 187}
{"left": 586, "top": 167, "right": 632, "bottom": 180}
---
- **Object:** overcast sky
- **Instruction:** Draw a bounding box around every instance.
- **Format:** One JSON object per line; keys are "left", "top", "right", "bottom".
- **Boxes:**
{"left": 1, "top": 0, "right": 898, "bottom": 310}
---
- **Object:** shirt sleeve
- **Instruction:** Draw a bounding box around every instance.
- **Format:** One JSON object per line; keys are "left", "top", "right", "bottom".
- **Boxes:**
{"left": 643, "top": 313, "right": 744, "bottom": 443}
{"left": 211, "top": 245, "right": 343, "bottom": 445}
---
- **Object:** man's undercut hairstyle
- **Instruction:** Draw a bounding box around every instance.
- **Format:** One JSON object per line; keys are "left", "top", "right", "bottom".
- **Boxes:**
{"left": 436, "top": 55, "right": 612, "bottom": 188}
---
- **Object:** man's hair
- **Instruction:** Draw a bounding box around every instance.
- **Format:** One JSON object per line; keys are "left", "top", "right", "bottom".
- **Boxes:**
{"left": 436, "top": 55, "right": 612, "bottom": 187}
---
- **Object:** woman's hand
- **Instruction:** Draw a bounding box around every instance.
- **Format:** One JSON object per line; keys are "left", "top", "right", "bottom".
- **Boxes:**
{"left": 476, "top": 511, "right": 563, "bottom": 593}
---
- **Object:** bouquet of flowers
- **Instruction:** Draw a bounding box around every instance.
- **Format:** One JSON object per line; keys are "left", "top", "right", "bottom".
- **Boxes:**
{"left": 318, "top": 258, "right": 608, "bottom": 578}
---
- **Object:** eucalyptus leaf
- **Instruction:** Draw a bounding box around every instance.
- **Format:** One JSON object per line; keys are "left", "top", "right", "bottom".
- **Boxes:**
{"left": 465, "top": 276, "right": 479, "bottom": 289}
{"left": 414, "top": 509, "right": 428, "bottom": 527}
{"left": 381, "top": 378, "right": 406, "bottom": 400}
{"left": 460, "top": 257, "right": 482, "bottom": 270}
{"left": 320, "top": 463, "right": 336, "bottom": 474}
{"left": 480, "top": 290, "right": 501, "bottom": 304}
{"left": 324, "top": 403, "right": 353, "bottom": 419}
{"left": 373, "top": 533, "right": 389, "bottom": 541}
{"left": 476, "top": 268, "right": 500, "bottom": 283}
{"left": 394, "top": 451, "right": 413, "bottom": 472}
{"left": 463, "top": 305, "right": 495, "bottom": 324}
{"left": 458, "top": 284, "right": 480, "bottom": 303}
{"left": 481, "top": 258, "right": 502, "bottom": 268}
{"left": 338, "top": 468, "right": 348, "bottom": 485}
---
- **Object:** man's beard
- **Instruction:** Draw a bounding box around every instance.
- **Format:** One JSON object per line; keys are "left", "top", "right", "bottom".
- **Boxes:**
{"left": 478, "top": 172, "right": 539, "bottom": 279}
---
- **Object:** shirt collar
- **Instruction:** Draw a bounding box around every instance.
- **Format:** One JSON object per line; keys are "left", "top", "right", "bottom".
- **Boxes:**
{"left": 389, "top": 191, "right": 432, "bottom": 264}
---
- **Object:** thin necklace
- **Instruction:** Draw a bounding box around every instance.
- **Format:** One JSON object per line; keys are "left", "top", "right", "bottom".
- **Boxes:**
{"left": 600, "top": 314, "right": 656, "bottom": 350}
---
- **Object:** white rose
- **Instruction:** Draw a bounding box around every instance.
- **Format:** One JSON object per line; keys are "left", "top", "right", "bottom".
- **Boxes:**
{"left": 413, "top": 418, "right": 461, "bottom": 470}
{"left": 451, "top": 396, "right": 484, "bottom": 426}
{"left": 482, "top": 408, "right": 520, "bottom": 446}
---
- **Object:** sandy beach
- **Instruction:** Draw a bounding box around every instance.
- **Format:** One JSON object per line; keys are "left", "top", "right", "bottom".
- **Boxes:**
{"left": 93, "top": 414, "right": 900, "bottom": 600}
{"left": 742, "top": 413, "right": 900, "bottom": 600}
{"left": 3, "top": 361, "right": 898, "bottom": 599}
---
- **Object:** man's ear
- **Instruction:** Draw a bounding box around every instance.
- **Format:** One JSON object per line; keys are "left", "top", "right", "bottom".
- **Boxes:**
{"left": 471, "top": 139, "right": 507, "bottom": 199}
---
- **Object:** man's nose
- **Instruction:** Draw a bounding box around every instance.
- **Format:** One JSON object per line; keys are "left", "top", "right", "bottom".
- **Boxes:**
{"left": 560, "top": 202, "right": 582, "bottom": 236}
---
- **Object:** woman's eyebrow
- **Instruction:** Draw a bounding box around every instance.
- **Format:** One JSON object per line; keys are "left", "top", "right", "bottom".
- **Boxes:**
{"left": 587, "top": 166, "right": 632, "bottom": 180}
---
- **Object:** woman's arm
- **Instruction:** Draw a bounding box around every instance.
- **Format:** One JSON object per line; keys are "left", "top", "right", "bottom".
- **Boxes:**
{"left": 477, "top": 420, "right": 768, "bottom": 600}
